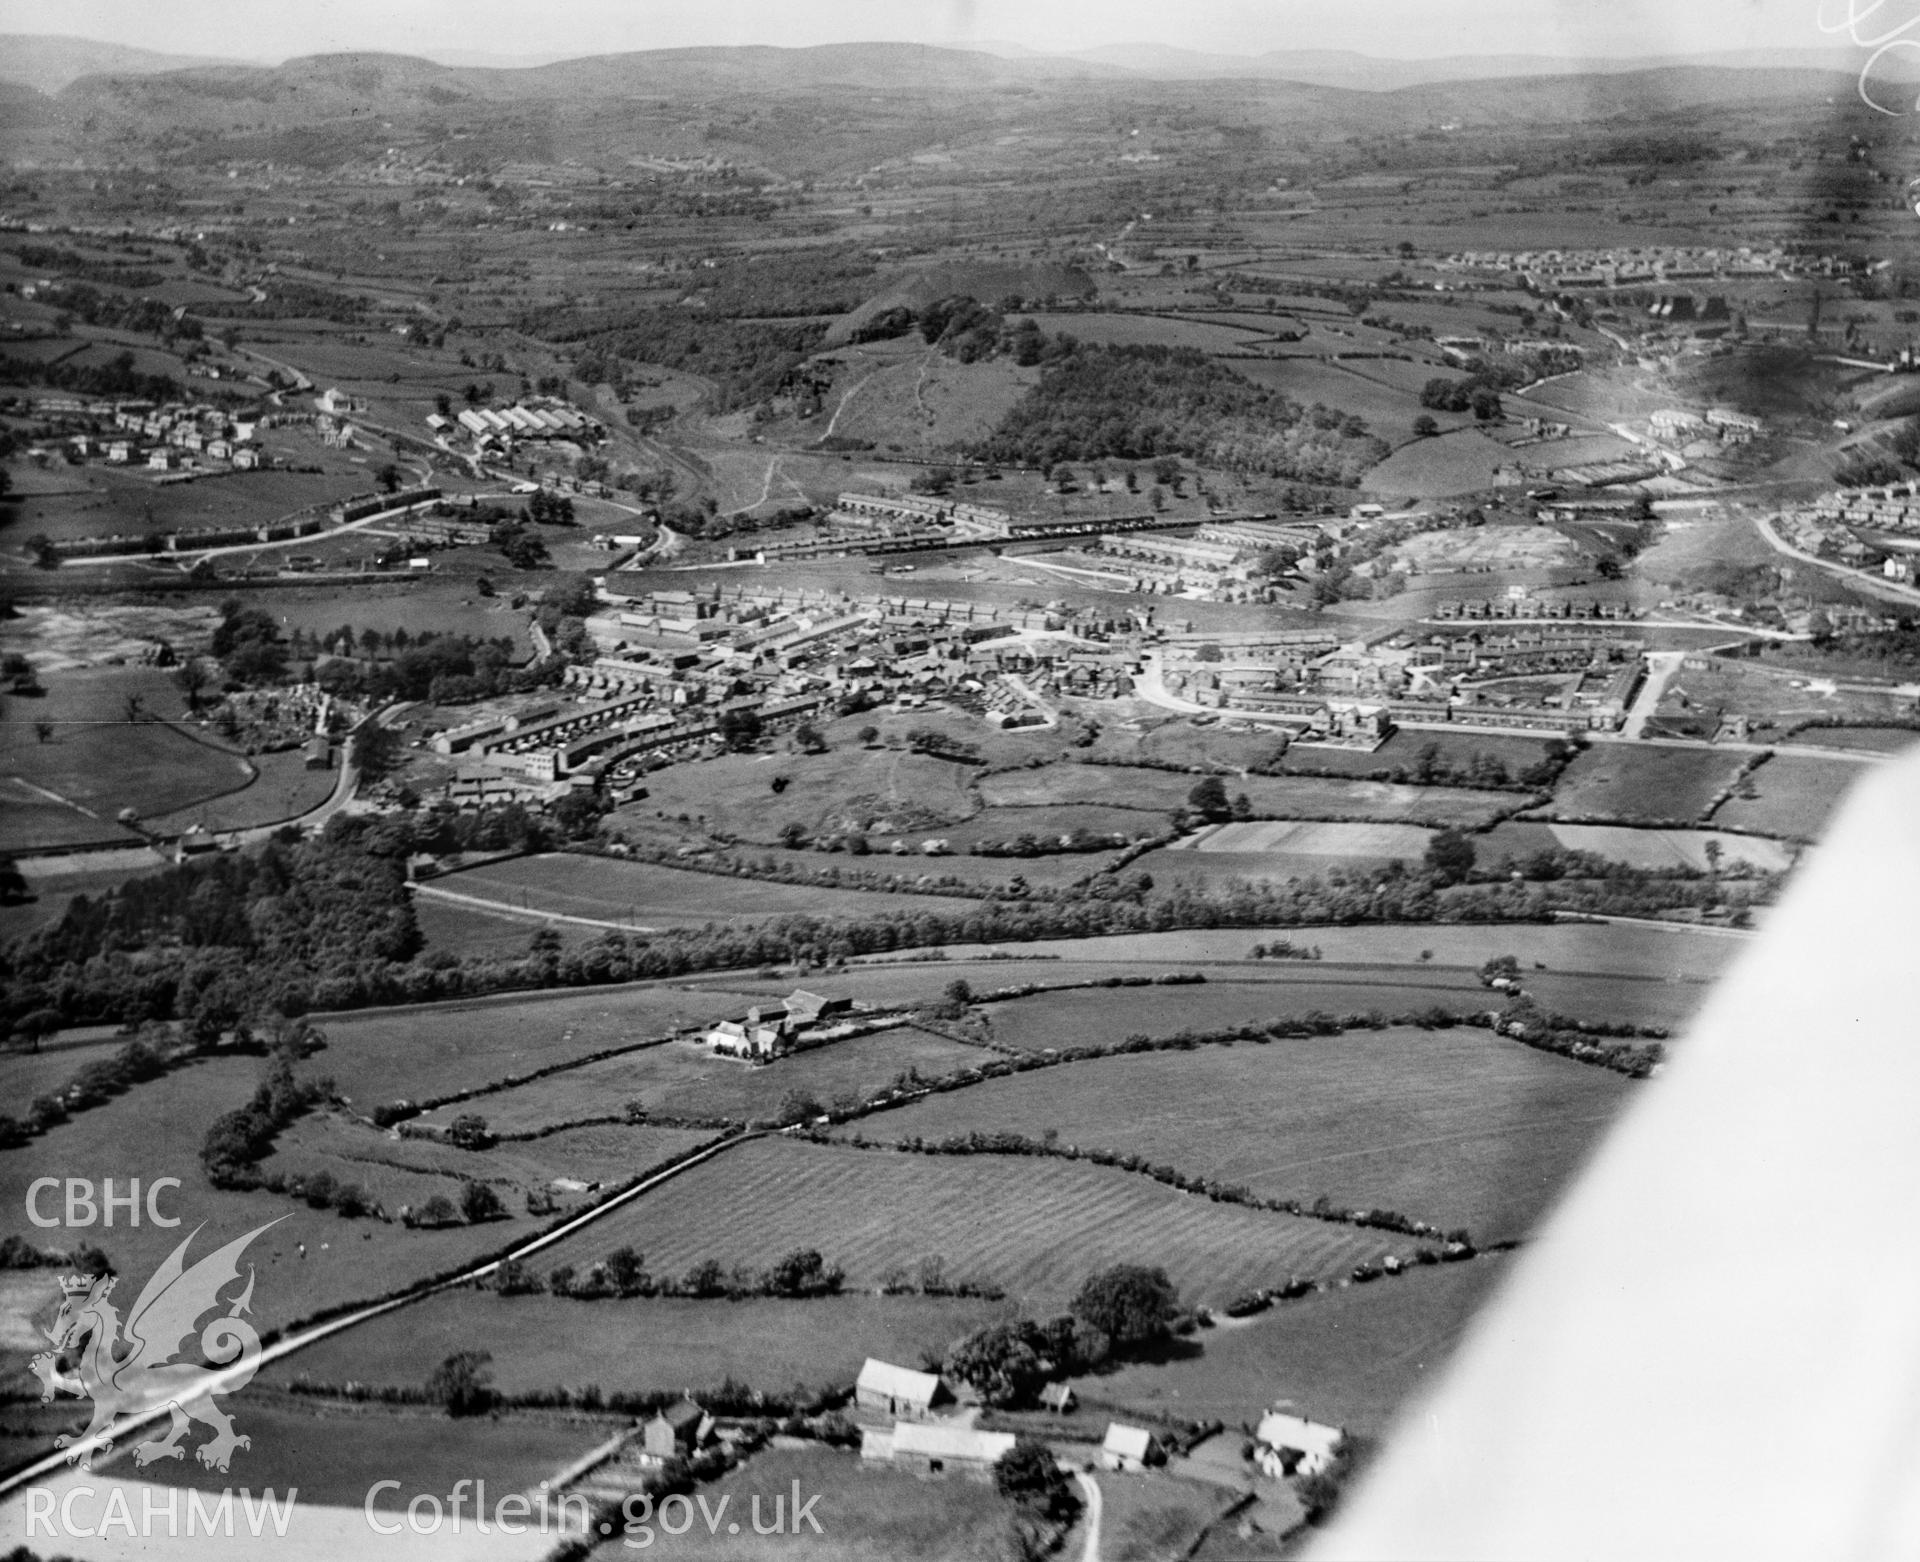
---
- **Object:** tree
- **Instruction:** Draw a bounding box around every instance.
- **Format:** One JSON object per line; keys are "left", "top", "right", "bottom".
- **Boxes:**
{"left": 33, "top": 720, "right": 53, "bottom": 744}
{"left": 1425, "top": 828, "right": 1476, "bottom": 885}
{"left": 1413, "top": 414, "right": 1439, "bottom": 438}
{"left": 1070, "top": 1264, "right": 1180, "bottom": 1347}
{"left": 447, "top": 1113, "right": 494, "bottom": 1150}
{"left": 375, "top": 462, "right": 402, "bottom": 494}
{"left": 950, "top": 1322, "right": 1048, "bottom": 1408}
{"left": 426, "top": 1350, "right": 496, "bottom": 1417}
{"left": 857, "top": 724, "right": 880, "bottom": 746}
{"left": 1188, "top": 776, "right": 1230, "bottom": 819}
{"left": 720, "top": 708, "right": 764, "bottom": 751}
{"left": 793, "top": 721, "right": 827, "bottom": 754}
{"left": 172, "top": 657, "right": 212, "bottom": 714}
{"left": 1478, "top": 953, "right": 1522, "bottom": 987}
{"left": 944, "top": 978, "right": 975, "bottom": 1009}
{"left": 995, "top": 1438, "right": 1073, "bottom": 1518}
{"left": 459, "top": 1180, "right": 503, "bottom": 1224}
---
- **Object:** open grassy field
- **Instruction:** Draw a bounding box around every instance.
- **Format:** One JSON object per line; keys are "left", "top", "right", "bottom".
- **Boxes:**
{"left": 1, "top": 668, "right": 253, "bottom": 848}
{"left": 1709, "top": 751, "right": 1871, "bottom": 840}
{"left": 412, "top": 894, "right": 607, "bottom": 958}
{"left": 427, "top": 853, "right": 971, "bottom": 930}
{"left": 937, "top": 802, "right": 1169, "bottom": 847}
{"left": 1230, "top": 358, "right": 1449, "bottom": 440}
{"left": 1075, "top": 1253, "right": 1514, "bottom": 1439}
{"left": 1358, "top": 427, "right": 1521, "bottom": 497}
{"left": 9, "top": 460, "right": 372, "bottom": 544}
{"left": 265, "top": 1114, "right": 718, "bottom": 1219}
{"left": 576, "top": 1444, "right": 1023, "bottom": 1561}
{"left": 976, "top": 975, "right": 1484, "bottom": 1051}
{"left": 846, "top": 1024, "right": 1628, "bottom": 1243}
{"left": 141, "top": 745, "right": 338, "bottom": 834}
{"left": 806, "top": 344, "right": 1034, "bottom": 454}
{"left": 634, "top": 746, "right": 980, "bottom": 841}
{"left": 1092, "top": 1471, "right": 1237, "bottom": 1562}
{"left": 1281, "top": 728, "right": 1553, "bottom": 781}
{"left": 979, "top": 765, "right": 1514, "bottom": 825}
{"left": 1184, "top": 819, "right": 1436, "bottom": 857}
{"left": 0, "top": 1058, "right": 539, "bottom": 1345}
{"left": 533, "top": 1137, "right": 1417, "bottom": 1314}
{"left": 311, "top": 985, "right": 757, "bottom": 1107}
{"left": 1535, "top": 744, "right": 1753, "bottom": 825}
{"left": 272, "top": 1289, "right": 1008, "bottom": 1401}
{"left": 6, "top": 1394, "right": 602, "bottom": 1515}
{"left": 415, "top": 1027, "right": 987, "bottom": 1135}
{"left": 1478, "top": 819, "right": 1795, "bottom": 872}
{"left": 1782, "top": 726, "right": 1919, "bottom": 755}
{"left": 1020, "top": 311, "right": 1275, "bottom": 352}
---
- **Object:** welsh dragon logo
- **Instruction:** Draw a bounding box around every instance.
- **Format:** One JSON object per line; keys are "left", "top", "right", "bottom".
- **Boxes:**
{"left": 28, "top": 1220, "right": 279, "bottom": 1473}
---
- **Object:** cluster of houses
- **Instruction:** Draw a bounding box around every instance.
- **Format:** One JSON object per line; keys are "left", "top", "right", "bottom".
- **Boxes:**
{"left": 701, "top": 989, "right": 853, "bottom": 1061}
{"left": 1647, "top": 406, "right": 1764, "bottom": 447}
{"left": 849, "top": 1357, "right": 1344, "bottom": 1488}
{"left": 1445, "top": 245, "right": 1783, "bottom": 289}
{"left": 21, "top": 395, "right": 263, "bottom": 474}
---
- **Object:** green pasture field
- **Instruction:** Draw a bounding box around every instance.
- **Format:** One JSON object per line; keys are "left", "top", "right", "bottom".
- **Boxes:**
{"left": 1279, "top": 728, "right": 1554, "bottom": 780}
{"left": 0, "top": 1035, "right": 128, "bottom": 1103}
{"left": 0, "top": 1059, "right": 532, "bottom": 1343}
{"left": 633, "top": 746, "right": 979, "bottom": 841}
{"left": 803, "top": 346, "right": 1033, "bottom": 455}
{"left": 846, "top": 1023, "right": 1627, "bottom": 1242}
{"left": 64, "top": 1394, "right": 599, "bottom": 1511}
{"left": 936, "top": 802, "right": 1169, "bottom": 847}
{"left": 10, "top": 462, "right": 371, "bottom": 543}
{"left": 310, "top": 985, "right": 756, "bottom": 1107}
{"left": 1782, "top": 726, "right": 1918, "bottom": 755}
{"left": 264, "top": 1114, "right": 717, "bottom": 1217}
{"left": 264, "top": 582, "right": 535, "bottom": 655}
{"left": 1184, "top": 819, "right": 1435, "bottom": 856}
{"left": 1536, "top": 823, "right": 1793, "bottom": 872}
{"left": 1358, "top": 427, "right": 1524, "bottom": 497}
{"left": 1091, "top": 1471, "right": 1235, "bottom": 1562}
{"left": 978, "top": 764, "right": 1514, "bottom": 825}
{"left": 1536, "top": 744, "right": 1753, "bottom": 824}
{"left": 0, "top": 781, "right": 140, "bottom": 851}
{"left": 412, "top": 895, "right": 606, "bottom": 958}
{"left": 1709, "top": 752, "right": 1871, "bottom": 840}
{"left": 414, "top": 1027, "right": 987, "bottom": 1135}
{"left": 1075, "top": 1253, "right": 1513, "bottom": 1439}
{"left": 1019, "top": 311, "right": 1277, "bottom": 353}
{"left": 1097, "top": 848, "right": 1402, "bottom": 890}
{"left": 1, "top": 668, "right": 254, "bottom": 849}
{"left": 928, "top": 922, "right": 1748, "bottom": 982}
{"left": 533, "top": 1138, "right": 1418, "bottom": 1314}
{"left": 272, "top": 1291, "right": 1008, "bottom": 1403}
{"left": 0, "top": 859, "right": 159, "bottom": 945}
{"left": 141, "top": 746, "right": 337, "bottom": 835}
{"left": 429, "top": 853, "right": 971, "bottom": 930}
{"left": 1229, "top": 359, "right": 1450, "bottom": 440}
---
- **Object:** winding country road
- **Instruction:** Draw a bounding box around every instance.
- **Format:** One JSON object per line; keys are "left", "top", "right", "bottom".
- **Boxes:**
{"left": 1074, "top": 1470, "right": 1103, "bottom": 1562}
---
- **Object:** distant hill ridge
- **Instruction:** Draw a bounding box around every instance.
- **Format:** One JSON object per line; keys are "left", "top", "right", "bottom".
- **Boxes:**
{"left": 2, "top": 32, "right": 1913, "bottom": 98}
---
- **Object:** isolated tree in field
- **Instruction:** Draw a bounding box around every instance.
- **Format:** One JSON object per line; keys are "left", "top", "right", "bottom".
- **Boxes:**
{"left": 1071, "top": 1263, "right": 1180, "bottom": 1347}
{"left": 793, "top": 721, "right": 827, "bottom": 754}
{"left": 943, "top": 977, "right": 975, "bottom": 1011}
{"left": 427, "top": 1350, "right": 495, "bottom": 1417}
{"left": 1479, "top": 954, "right": 1522, "bottom": 988}
{"left": 446, "top": 1113, "right": 494, "bottom": 1151}
{"left": 33, "top": 720, "right": 53, "bottom": 745}
{"left": 1425, "top": 827, "right": 1476, "bottom": 885}
{"left": 857, "top": 724, "right": 879, "bottom": 746}
{"left": 375, "top": 462, "right": 402, "bottom": 494}
{"left": 122, "top": 693, "right": 146, "bottom": 725}
{"left": 1188, "top": 776, "right": 1231, "bottom": 819}
{"left": 458, "top": 1180, "right": 503, "bottom": 1224}
{"left": 1413, "top": 414, "right": 1439, "bottom": 438}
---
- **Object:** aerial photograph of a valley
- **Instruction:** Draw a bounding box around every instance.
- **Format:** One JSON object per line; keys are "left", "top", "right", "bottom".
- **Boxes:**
{"left": 0, "top": 1, "right": 1915, "bottom": 1556}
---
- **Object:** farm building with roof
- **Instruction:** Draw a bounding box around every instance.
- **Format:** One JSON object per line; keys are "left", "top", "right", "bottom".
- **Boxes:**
{"left": 855, "top": 1358, "right": 948, "bottom": 1421}
{"left": 862, "top": 1421, "right": 1016, "bottom": 1478}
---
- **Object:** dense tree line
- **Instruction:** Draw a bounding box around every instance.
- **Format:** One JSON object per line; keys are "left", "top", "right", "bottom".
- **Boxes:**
{"left": 0, "top": 350, "right": 180, "bottom": 404}
{"left": 966, "top": 343, "right": 1387, "bottom": 486}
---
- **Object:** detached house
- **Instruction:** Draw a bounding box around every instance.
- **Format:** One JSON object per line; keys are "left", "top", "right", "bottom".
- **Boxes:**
{"left": 1101, "top": 1423, "right": 1163, "bottom": 1473}
{"left": 1254, "top": 1411, "right": 1343, "bottom": 1478}
{"left": 640, "top": 1400, "right": 709, "bottom": 1462}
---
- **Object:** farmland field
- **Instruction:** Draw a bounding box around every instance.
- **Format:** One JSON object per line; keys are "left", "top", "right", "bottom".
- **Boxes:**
{"left": 426, "top": 853, "right": 974, "bottom": 929}
{"left": 845, "top": 1024, "right": 1628, "bottom": 1242}
{"left": 141, "top": 745, "right": 338, "bottom": 834}
{"left": 1280, "top": 728, "right": 1554, "bottom": 780}
{"left": 1781, "top": 726, "right": 1919, "bottom": 755}
{"left": 1534, "top": 744, "right": 1753, "bottom": 824}
{"left": 415, "top": 1026, "right": 988, "bottom": 1134}
{"left": 1710, "top": 752, "right": 1871, "bottom": 840}
{"left": 0, "top": 1059, "right": 537, "bottom": 1342}
{"left": 1230, "top": 358, "right": 1447, "bottom": 438}
{"left": 312, "top": 985, "right": 758, "bottom": 1107}
{"left": 272, "top": 1290, "right": 1009, "bottom": 1401}
{"left": 1019, "top": 311, "right": 1275, "bottom": 352}
{"left": 412, "top": 894, "right": 606, "bottom": 958}
{"left": 1358, "top": 427, "right": 1522, "bottom": 496}
{"left": 976, "top": 975, "right": 1485, "bottom": 1052}
{"left": 1076, "top": 1253, "right": 1514, "bottom": 1438}
{"left": 936, "top": 802, "right": 1170, "bottom": 847}
{"left": 1181, "top": 819, "right": 1436, "bottom": 857}
{"left": 1479, "top": 819, "right": 1795, "bottom": 871}
{"left": 634, "top": 746, "right": 979, "bottom": 841}
{"left": 979, "top": 764, "right": 1515, "bottom": 825}
{"left": 1, "top": 668, "right": 253, "bottom": 848}
{"left": 532, "top": 1137, "right": 1420, "bottom": 1313}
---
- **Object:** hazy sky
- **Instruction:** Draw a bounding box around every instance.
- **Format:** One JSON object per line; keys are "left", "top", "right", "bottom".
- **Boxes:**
{"left": 0, "top": 0, "right": 1873, "bottom": 64}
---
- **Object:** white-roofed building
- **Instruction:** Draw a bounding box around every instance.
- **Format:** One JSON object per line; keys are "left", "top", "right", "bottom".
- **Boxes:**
{"left": 855, "top": 1358, "right": 948, "bottom": 1421}
{"left": 862, "top": 1421, "right": 1016, "bottom": 1478}
{"left": 1101, "top": 1423, "right": 1163, "bottom": 1472}
{"left": 1254, "top": 1410, "right": 1344, "bottom": 1478}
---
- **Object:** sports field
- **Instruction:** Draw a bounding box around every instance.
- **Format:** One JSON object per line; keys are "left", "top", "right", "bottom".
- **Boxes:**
{"left": 532, "top": 1137, "right": 1418, "bottom": 1313}
{"left": 846, "top": 1024, "right": 1627, "bottom": 1242}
